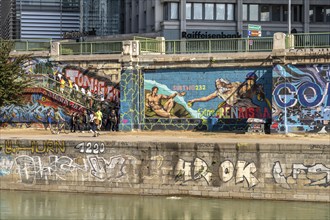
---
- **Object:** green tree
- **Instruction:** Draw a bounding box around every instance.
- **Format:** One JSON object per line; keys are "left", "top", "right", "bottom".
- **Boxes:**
{"left": 0, "top": 40, "right": 32, "bottom": 107}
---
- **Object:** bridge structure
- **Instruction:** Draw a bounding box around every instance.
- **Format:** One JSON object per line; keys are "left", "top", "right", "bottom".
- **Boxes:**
{"left": 3, "top": 32, "right": 330, "bottom": 133}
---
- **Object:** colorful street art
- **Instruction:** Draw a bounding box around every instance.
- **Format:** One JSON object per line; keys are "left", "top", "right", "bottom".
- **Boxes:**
{"left": 144, "top": 68, "right": 272, "bottom": 120}
{"left": 272, "top": 64, "right": 330, "bottom": 133}
{"left": 141, "top": 68, "right": 272, "bottom": 131}
{"left": 22, "top": 58, "right": 120, "bottom": 103}
{"left": 0, "top": 93, "right": 72, "bottom": 128}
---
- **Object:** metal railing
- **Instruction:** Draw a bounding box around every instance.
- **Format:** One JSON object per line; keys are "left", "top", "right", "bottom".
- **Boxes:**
{"left": 134, "top": 36, "right": 164, "bottom": 53}
{"left": 59, "top": 41, "right": 123, "bottom": 55}
{"left": 28, "top": 74, "right": 113, "bottom": 110}
{"left": 8, "top": 32, "right": 330, "bottom": 54}
{"left": 164, "top": 37, "right": 273, "bottom": 54}
{"left": 291, "top": 32, "right": 330, "bottom": 49}
{"left": 13, "top": 39, "right": 52, "bottom": 51}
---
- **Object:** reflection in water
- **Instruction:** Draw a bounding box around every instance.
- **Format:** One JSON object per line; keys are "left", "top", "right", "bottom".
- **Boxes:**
{"left": 0, "top": 190, "right": 329, "bottom": 220}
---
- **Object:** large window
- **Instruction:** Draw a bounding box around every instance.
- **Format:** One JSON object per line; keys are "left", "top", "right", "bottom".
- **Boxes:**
{"left": 260, "top": 5, "right": 270, "bottom": 21}
{"left": 242, "top": 4, "right": 248, "bottom": 21}
{"left": 170, "top": 2, "right": 179, "bottom": 20}
{"left": 216, "top": 4, "right": 225, "bottom": 20}
{"left": 272, "top": 5, "right": 281, "bottom": 21}
{"left": 310, "top": 5, "right": 330, "bottom": 23}
{"left": 243, "top": 4, "right": 302, "bottom": 22}
{"left": 249, "top": 5, "right": 259, "bottom": 21}
{"left": 186, "top": 3, "right": 191, "bottom": 20}
{"left": 205, "top": 4, "right": 214, "bottom": 20}
{"left": 227, "top": 4, "right": 234, "bottom": 20}
{"left": 193, "top": 3, "right": 203, "bottom": 20}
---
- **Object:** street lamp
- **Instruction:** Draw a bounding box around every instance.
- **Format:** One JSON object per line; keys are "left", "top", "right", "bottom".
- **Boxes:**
{"left": 288, "top": 0, "right": 291, "bottom": 34}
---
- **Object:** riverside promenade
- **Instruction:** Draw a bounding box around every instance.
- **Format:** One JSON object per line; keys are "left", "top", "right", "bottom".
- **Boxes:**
{"left": 0, "top": 128, "right": 329, "bottom": 145}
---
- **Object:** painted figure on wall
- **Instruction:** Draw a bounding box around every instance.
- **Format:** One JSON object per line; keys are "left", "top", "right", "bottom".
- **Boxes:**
{"left": 188, "top": 72, "right": 267, "bottom": 109}
{"left": 145, "top": 86, "right": 189, "bottom": 118}
{"left": 144, "top": 69, "right": 272, "bottom": 120}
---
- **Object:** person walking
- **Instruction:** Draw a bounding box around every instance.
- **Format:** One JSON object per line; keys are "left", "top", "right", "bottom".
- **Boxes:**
{"left": 89, "top": 111, "right": 99, "bottom": 137}
{"left": 82, "top": 110, "right": 89, "bottom": 133}
{"left": 95, "top": 107, "right": 103, "bottom": 131}
{"left": 54, "top": 109, "right": 64, "bottom": 133}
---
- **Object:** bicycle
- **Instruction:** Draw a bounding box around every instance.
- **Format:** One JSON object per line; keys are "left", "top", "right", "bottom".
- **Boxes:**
{"left": 51, "top": 120, "right": 70, "bottom": 134}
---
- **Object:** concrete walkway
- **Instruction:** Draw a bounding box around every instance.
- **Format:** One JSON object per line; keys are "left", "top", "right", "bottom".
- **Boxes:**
{"left": 0, "top": 128, "right": 329, "bottom": 145}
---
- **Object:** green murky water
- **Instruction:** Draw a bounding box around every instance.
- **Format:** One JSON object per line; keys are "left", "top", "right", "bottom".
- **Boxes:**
{"left": 0, "top": 190, "right": 329, "bottom": 220}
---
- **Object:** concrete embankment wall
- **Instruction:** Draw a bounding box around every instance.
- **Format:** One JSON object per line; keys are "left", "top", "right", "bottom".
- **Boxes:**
{"left": 0, "top": 139, "right": 329, "bottom": 202}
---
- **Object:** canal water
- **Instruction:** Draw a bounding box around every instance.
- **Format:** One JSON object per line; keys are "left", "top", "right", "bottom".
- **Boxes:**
{"left": 0, "top": 190, "right": 329, "bottom": 220}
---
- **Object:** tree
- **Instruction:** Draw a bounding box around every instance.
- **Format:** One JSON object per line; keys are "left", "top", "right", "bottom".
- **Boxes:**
{"left": 0, "top": 40, "right": 32, "bottom": 107}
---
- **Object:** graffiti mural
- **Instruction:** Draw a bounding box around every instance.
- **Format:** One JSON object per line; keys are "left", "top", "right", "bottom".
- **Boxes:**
{"left": 22, "top": 58, "right": 120, "bottom": 104}
{"left": 144, "top": 68, "right": 272, "bottom": 120}
{"left": 141, "top": 68, "right": 272, "bottom": 131}
{"left": 0, "top": 93, "right": 72, "bottom": 127}
{"left": 273, "top": 161, "right": 330, "bottom": 189}
{"left": 272, "top": 64, "right": 330, "bottom": 133}
{"left": 175, "top": 158, "right": 259, "bottom": 188}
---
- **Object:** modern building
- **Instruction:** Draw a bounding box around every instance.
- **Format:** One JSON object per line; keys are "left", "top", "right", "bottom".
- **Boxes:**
{"left": 0, "top": 0, "right": 80, "bottom": 39}
{"left": 123, "top": 0, "right": 330, "bottom": 40}
{"left": 81, "top": 0, "right": 124, "bottom": 36}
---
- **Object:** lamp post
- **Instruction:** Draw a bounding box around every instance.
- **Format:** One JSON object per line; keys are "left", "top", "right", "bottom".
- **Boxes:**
{"left": 288, "top": 0, "right": 291, "bottom": 34}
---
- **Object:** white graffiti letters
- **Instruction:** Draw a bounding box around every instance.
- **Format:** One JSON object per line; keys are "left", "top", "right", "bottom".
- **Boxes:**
{"left": 273, "top": 162, "right": 330, "bottom": 188}
{"left": 175, "top": 158, "right": 258, "bottom": 188}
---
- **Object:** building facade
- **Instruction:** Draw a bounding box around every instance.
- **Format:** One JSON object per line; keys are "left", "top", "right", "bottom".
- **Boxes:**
{"left": 0, "top": 0, "right": 80, "bottom": 39}
{"left": 81, "top": 0, "right": 123, "bottom": 36}
{"left": 123, "top": 0, "right": 330, "bottom": 40}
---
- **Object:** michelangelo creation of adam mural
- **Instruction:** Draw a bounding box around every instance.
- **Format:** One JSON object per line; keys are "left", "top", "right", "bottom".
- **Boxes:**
{"left": 144, "top": 68, "right": 272, "bottom": 124}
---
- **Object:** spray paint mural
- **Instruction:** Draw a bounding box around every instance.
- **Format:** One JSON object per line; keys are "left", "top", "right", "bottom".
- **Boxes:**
{"left": 22, "top": 58, "right": 120, "bottom": 103}
{"left": 0, "top": 93, "right": 71, "bottom": 128}
{"left": 272, "top": 64, "right": 330, "bottom": 133}
{"left": 143, "top": 68, "right": 272, "bottom": 131}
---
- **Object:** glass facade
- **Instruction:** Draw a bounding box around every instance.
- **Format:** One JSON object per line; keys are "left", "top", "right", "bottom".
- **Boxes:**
{"left": 82, "top": 0, "right": 123, "bottom": 36}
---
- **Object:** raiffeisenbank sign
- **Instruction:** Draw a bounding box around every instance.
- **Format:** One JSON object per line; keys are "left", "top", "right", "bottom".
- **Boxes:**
{"left": 182, "top": 31, "right": 242, "bottom": 39}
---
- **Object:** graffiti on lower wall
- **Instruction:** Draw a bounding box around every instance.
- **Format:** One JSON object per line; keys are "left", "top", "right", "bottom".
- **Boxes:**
{"left": 175, "top": 158, "right": 259, "bottom": 188}
{"left": 272, "top": 64, "right": 330, "bottom": 133}
{"left": 1, "top": 140, "right": 66, "bottom": 154}
{"left": 273, "top": 161, "right": 330, "bottom": 189}
{"left": 0, "top": 141, "right": 329, "bottom": 190}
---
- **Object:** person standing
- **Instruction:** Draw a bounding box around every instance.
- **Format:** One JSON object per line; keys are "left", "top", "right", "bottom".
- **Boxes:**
{"left": 46, "top": 109, "right": 52, "bottom": 130}
{"left": 54, "top": 109, "right": 64, "bottom": 133}
{"left": 95, "top": 107, "right": 103, "bottom": 131}
{"left": 108, "top": 109, "right": 117, "bottom": 132}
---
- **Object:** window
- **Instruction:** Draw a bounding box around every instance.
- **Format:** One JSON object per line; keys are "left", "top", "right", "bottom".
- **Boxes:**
{"left": 326, "top": 7, "right": 330, "bottom": 22}
{"left": 194, "top": 3, "right": 203, "bottom": 20}
{"left": 272, "top": 5, "right": 281, "bottom": 21}
{"left": 205, "top": 4, "right": 214, "bottom": 20}
{"left": 260, "top": 5, "right": 270, "bottom": 21}
{"left": 242, "top": 4, "right": 248, "bottom": 21}
{"left": 227, "top": 4, "right": 234, "bottom": 20}
{"left": 315, "top": 6, "right": 324, "bottom": 22}
{"left": 170, "top": 2, "right": 179, "bottom": 20}
{"left": 309, "top": 8, "right": 314, "bottom": 22}
{"left": 216, "top": 4, "right": 225, "bottom": 20}
{"left": 293, "top": 5, "right": 302, "bottom": 22}
{"left": 249, "top": 5, "right": 258, "bottom": 21}
{"left": 186, "top": 3, "right": 191, "bottom": 20}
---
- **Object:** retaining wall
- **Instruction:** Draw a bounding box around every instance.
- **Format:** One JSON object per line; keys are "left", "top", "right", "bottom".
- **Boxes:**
{"left": 0, "top": 139, "right": 329, "bottom": 202}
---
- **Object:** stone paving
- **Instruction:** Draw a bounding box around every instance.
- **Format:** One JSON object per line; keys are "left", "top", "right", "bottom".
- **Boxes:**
{"left": 0, "top": 128, "right": 329, "bottom": 145}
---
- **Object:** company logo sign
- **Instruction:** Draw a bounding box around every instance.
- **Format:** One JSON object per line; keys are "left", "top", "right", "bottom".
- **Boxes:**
{"left": 182, "top": 31, "right": 242, "bottom": 39}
